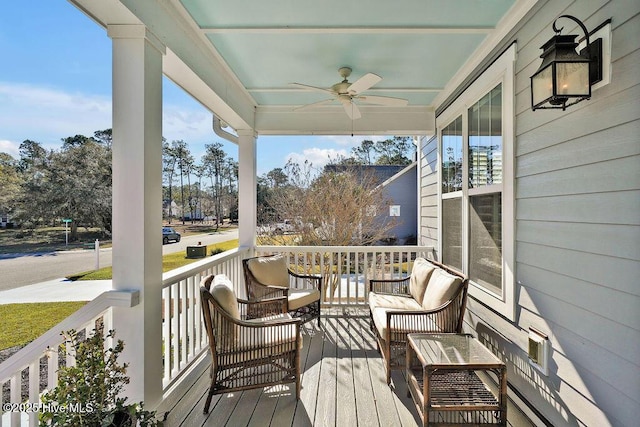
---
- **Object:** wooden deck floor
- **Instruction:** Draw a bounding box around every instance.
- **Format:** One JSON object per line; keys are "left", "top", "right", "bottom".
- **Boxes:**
{"left": 157, "top": 309, "right": 533, "bottom": 426}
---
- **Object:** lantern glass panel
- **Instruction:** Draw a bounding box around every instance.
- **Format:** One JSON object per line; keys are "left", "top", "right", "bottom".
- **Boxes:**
{"left": 555, "top": 62, "right": 590, "bottom": 96}
{"left": 532, "top": 65, "right": 553, "bottom": 106}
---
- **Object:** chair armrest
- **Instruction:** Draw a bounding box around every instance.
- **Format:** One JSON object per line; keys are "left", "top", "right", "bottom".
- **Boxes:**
{"left": 288, "top": 269, "right": 323, "bottom": 292}
{"left": 369, "top": 276, "right": 410, "bottom": 294}
{"left": 238, "top": 296, "right": 288, "bottom": 318}
{"left": 384, "top": 300, "right": 462, "bottom": 337}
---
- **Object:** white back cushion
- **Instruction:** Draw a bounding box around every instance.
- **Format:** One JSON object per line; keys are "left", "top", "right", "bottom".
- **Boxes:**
{"left": 421, "top": 268, "right": 462, "bottom": 310}
{"left": 409, "top": 257, "right": 436, "bottom": 302}
{"left": 247, "top": 255, "right": 290, "bottom": 288}
{"left": 211, "top": 274, "right": 240, "bottom": 320}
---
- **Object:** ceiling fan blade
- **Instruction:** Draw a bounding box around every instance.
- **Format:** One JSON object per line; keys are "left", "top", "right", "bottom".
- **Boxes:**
{"left": 289, "top": 82, "right": 334, "bottom": 94}
{"left": 347, "top": 73, "right": 382, "bottom": 95}
{"left": 357, "top": 95, "right": 409, "bottom": 107}
{"left": 293, "top": 98, "right": 335, "bottom": 111}
{"left": 340, "top": 98, "right": 361, "bottom": 120}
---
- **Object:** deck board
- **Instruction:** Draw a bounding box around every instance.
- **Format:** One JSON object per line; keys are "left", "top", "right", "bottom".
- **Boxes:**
{"left": 160, "top": 311, "right": 534, "bottom": 427}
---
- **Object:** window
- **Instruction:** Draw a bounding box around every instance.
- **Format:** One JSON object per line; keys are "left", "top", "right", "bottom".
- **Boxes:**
{"left": 437, "top": 45, "right": 515, "bottom": 320}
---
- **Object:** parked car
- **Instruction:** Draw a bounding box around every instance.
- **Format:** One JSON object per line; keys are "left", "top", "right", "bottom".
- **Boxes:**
{"left": 162, "top": 227, "right": 181, "bottom": 244}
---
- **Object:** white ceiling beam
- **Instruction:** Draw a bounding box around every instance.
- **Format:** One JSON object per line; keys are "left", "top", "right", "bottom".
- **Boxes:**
{"left": 255, "top": 106, "right": 434, "bottom": 136}
{"left": 201, "top": 26, "right": 494, "bottom": 34}
{"left": 246, "top": 87, "right": 442, "bottom": 93}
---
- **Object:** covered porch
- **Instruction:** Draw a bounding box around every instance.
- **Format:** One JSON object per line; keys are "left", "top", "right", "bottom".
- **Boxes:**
{"left": 2, "top": 0, "right": 638, "bottom": 426}
{"left": 2, "top": 246, "right": 534, "bottom": 426}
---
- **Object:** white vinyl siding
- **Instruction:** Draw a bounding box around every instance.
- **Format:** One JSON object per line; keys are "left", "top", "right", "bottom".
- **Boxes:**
{"left": 437, "top": 45, "right": 516, "bottom": 320}
{"left": 421, "top": 2, "right": 640, "bottom": 426}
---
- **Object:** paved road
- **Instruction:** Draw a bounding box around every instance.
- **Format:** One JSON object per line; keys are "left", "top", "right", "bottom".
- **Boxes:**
{"left": 0, "top": 229, "right": 238, "bottom": 292}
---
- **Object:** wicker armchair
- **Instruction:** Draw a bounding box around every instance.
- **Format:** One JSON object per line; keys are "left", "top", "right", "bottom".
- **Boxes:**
{"left": 243, "top": 254, "right": 322, "bottom": 325}
{"left": 200, "top": 274, "right": 302, "bottom": 414}
{"left": 369, "top": 259, "right": 468, "bottom": 384}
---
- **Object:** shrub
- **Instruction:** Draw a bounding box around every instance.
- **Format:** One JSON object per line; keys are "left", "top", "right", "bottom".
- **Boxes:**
{"left": 39, "top": 329, "right": 160, "bottom": 426}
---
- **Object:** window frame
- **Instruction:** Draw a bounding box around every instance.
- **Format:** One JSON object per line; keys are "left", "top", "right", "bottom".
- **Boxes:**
{"left": 437, "top": 44, "right": 516, "bottom": 320}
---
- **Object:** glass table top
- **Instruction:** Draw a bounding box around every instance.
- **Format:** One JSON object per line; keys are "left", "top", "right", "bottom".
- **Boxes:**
{"left": 408, "top": 333, "right": 504, "bottom": 367}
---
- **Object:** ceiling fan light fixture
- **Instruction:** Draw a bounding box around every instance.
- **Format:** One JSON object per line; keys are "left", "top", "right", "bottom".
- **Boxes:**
{"left": 291, "top": 67, "right": 408, "bottom": 119}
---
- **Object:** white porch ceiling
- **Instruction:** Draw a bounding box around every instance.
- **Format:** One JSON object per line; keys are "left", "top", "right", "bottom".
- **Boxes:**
{"left": 70, "top": 0, "right": 530, "bottom": 136}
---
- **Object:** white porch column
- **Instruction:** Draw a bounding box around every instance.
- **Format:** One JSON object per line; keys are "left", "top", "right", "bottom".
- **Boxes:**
{"left": 108, "top": 24, "right": 165, "bottom": 407}
{"left": 237, "top": 130, "right": 257, "bottom": 250}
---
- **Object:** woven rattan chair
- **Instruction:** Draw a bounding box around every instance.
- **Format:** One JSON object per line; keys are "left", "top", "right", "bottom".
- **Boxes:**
{"left": 200, "top": 274, "right": 302, "bottom": 414}
{"left": 243, "top": 254, "right": 322, "bottom": 325}
{"left": 369, "top": 259, "right": 468, "bottom": 384}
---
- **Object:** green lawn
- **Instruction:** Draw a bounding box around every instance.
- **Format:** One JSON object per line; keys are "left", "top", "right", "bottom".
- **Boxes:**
{"left": 69, "top": 239, "right": 239, "bottom": 280}
{"left": 1, "top": 239, "right": 239, "bottom": 351}
{"left": 0, "top": 302, "right": 87, "bottom": 350}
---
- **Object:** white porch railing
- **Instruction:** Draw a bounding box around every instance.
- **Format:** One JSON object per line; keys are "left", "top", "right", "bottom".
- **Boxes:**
{"left": 0, "top": 290, "right": 138, "bottom": 427}
{"left": 160, "top": 247, "right": 250, "bottom": 390}
{"left": 0, "top": 244, "right": 432, "bottom": 426}
{"left": 256, "top": 245, "right": 434, "bottom": 306}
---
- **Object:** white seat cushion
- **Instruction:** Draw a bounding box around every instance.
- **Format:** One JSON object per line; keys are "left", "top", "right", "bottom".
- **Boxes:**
{"left": 236, "top": 313, "right": 300, "bottom": 355}
{"left": 409, "top": 258, "right": 436, "bottom": 302}
{"left": 288, "top": 288, "right": 320, "bottom": 310}
{"left": 368, "top": 292, "right": 423, "bottom": 311}
{"left": 421, "top": 268, "right": 462, "bottom": 310}
{"left": 247, "top": 255, "right": 290, "bottom": 288}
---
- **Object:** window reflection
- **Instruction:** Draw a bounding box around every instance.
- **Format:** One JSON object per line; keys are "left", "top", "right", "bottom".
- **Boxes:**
{"left": 442, "top": 115, "right": 463, "bottom": 193}
{"left": 468, "top": 85, "right": 502, "bottom": 188}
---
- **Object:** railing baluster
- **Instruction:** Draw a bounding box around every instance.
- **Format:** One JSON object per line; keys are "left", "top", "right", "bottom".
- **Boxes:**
{"left": 10, "top": 373, "right": 20, "bottom": 425}
{"left": 180, "top": 279, "right": 188, "bottom": 369}
{"left": 28, "top": 361, "right": 38, "bottom": 427}
{"left": 163, "top": 286, "right": 171, "bottom": 384}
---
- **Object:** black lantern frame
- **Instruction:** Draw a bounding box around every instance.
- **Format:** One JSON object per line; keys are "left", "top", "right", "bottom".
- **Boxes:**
{"left": 530, "top": 15, "right": 604, "bottom": 111}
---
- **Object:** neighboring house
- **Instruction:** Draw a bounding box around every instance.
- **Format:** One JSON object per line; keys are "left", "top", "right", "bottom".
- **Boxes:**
{"left": 324, "top": 163, "right": 417, "bottom": 243}
{"left": 0, "top": 213, "right": 12, "bottom": 228}
{"left": 162, "top": 200, "right": 181, "bottom": 219}
{"left": 379, "top": 162, "right": 417, "bottom": 243}
{"left": 324, "top": 164, "right": 407, "bottom": 185}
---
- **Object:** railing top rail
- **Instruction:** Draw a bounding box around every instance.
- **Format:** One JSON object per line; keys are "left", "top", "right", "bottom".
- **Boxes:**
{"left": 162, "top": 247, "right": 250, "bottom": 288}
{"left": 256, "top": 245, "right": 434, "bottom": 253}
{"left": 0, "top": 290, "right": 138, "bottom": 383}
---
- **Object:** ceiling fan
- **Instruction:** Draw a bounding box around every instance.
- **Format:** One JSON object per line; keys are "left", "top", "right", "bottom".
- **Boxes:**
{"left": 290, "top": 67, "right": 408, "bottom": 120}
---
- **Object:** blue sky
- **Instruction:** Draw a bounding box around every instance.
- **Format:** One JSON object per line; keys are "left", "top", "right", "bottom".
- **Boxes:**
{"left": 0, "top": 1, "right": 385, "bottom": 176}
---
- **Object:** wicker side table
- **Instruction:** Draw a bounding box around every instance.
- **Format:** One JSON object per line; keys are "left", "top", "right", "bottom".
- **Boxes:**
{"left": 406, "top": 333, "right": 507, "bottom": 426}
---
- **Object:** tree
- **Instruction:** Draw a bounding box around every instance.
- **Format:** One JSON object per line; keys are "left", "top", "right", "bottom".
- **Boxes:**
{"left": 14, "top": 135, "right": 112, "bottom": 236}
{"left": 18, "top": 139, "right": 47, "bottom": 172}
{"left": 0, "top": 153, "right": 23, "bottom": 220}
{"left": 93, "top": 128, "right": 113, "bottom": 148}
{"left": 202, "top": 142, "right": 226, "bottom": 226}
{"left": 265, "top": 160, "right": 399, "bottom": 300}
{"left": 266, "top": 168, "right": 288, "bottom": 188}
{"left": 162, "top": 139, "right": 177, "bottom": 222}
{"left": 374, "top": 136, "right": 414, "bottom": 165}
{"left": 351, "top": 139, "right": 375, "bottom": 165}
{"left": 169, "top": 140, "right": 193, "bottom": 224}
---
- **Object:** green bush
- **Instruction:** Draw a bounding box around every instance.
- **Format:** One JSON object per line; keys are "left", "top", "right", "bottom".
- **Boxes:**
{"left": 40, "top": 329, "right": 160, "bottom": 427}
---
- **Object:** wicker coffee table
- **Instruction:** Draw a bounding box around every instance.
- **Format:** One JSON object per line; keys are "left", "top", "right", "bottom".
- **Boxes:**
{"left": 406, "top": 333, "right": 507, "bottom": 426}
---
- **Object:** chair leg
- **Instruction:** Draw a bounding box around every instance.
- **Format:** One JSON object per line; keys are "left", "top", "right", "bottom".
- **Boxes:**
{"left": 295, "top": 347, "right": 301, "bottom": 400}
{"left": 203, "top": 386, "right": 215, "bottom": 414}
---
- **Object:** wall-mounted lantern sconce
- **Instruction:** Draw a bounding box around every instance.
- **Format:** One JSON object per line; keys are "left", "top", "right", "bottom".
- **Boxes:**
{"left": 531, "top": 15, "right": 605, "bottom": 111}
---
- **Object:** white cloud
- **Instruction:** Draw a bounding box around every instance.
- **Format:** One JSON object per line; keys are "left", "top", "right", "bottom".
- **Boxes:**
{"left": 0, "top": 82, "right": 216, "bottom": 153}
{"left": 162, "top": 104, "right": 212, "bottom": 144}
{"left": 285, "top": 147, "right": 349, "bottom": 170}
{"left": 0, "top": 140, "right": 20, "bottom": 158}
{"left": 322, "top": 135, "right": 389, "bottom": 147}
{"left": 0, "top": 82, "right": 111, "bottom": 147}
